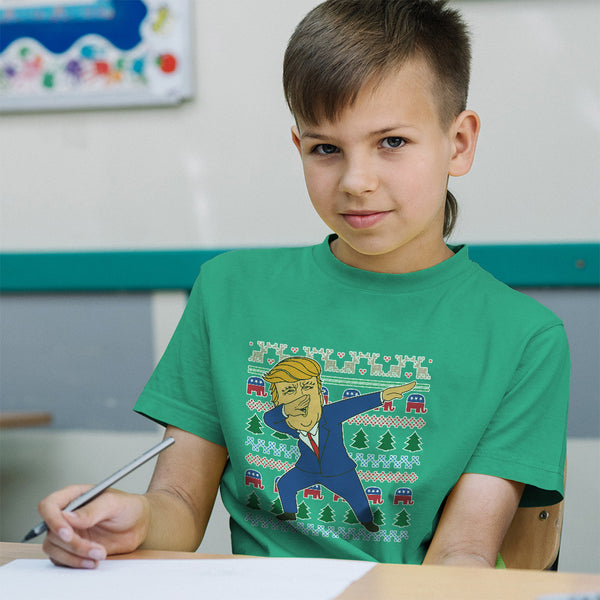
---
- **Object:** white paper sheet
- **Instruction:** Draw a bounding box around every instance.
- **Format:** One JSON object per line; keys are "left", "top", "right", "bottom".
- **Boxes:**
{"left": 536, "top": 595, "right": 600, "bottom": 600}
{"left": 0, "top": 557, "right": 375, "bottom": 600}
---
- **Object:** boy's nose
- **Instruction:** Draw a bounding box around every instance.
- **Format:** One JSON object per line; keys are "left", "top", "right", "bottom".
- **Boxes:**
{"left": 338, "top": 157, "right": 379, "bottom": 197}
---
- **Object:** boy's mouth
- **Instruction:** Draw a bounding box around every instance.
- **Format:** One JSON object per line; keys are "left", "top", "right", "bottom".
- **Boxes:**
{"left": 342, "top": 211, "right": 389, "bottom": 229}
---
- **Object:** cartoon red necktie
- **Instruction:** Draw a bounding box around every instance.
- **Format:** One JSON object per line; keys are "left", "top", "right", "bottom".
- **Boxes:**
{"left": 307, "top": 432, "right": 319, "bottom": 458}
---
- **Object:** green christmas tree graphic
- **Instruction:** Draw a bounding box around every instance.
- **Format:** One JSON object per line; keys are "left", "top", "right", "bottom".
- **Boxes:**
{"left": 350, "top": 428, "right": 369, "bottom": 449}
{"left": 393, "top": 509, "right": 411, "bottom": 528}
{"left": 373, "top": 508, "right": 385, "bottom": 526}
{"left": 297, "top": 501, "right": 311, "bottom": 520}
{"left": 319, "top": 504, "right": 336, "bottom": 523}
{"left": 246, "top": 413, "right": 264, "bottom": 435}
{"left": 270, "top": 497, "right": 283, "bottom": 515}
{"left": 343, "top": 508, "right": 360, "bottom": 524}
{"left": 377, "top": 429, "right": 395, "bottom": 451}
{"left": 403, "top": 431, "right": 423, "bottom": 452}
{"left": 246, "top": 491, "right": 261, "bottom": 510}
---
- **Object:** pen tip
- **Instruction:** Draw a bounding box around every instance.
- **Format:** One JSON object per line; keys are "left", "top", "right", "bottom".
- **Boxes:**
{"left": 20, "top": 531, "right": 35, "bottom": 543}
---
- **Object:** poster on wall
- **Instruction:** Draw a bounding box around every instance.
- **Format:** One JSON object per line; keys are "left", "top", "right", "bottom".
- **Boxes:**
{"left": 0, "top": 0, "right": 193, "bottom": 111}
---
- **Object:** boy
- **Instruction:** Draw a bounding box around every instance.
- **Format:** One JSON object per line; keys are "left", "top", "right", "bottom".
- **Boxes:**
{"left": 39, "top": 0, "right": 569, "bottom": 570}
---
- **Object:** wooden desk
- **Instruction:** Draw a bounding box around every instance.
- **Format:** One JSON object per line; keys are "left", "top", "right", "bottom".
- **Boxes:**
{"left": 0, "top": 411, "right": 52, "bottom": 429}
{"left": 1, "top": 543, "right": 599, "bottom": 599}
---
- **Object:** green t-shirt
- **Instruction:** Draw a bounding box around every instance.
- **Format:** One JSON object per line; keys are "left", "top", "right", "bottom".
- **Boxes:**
{"left": 135, "top": 237, "right": 569, "bottom": 564}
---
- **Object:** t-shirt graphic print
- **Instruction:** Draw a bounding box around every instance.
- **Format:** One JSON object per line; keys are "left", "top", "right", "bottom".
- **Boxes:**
{"left": 242, "top": 344, "right": 430, "bottom": 547}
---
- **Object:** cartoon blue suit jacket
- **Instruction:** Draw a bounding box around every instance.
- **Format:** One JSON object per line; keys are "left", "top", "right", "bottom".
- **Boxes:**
{"left": 264, "top": 391, "right": 382, "bottom": 476}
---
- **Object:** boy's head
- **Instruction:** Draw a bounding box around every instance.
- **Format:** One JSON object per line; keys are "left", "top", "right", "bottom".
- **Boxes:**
{"left": 283, "top": 0, "right": 473, "bottom": 239}
{"left": 284, "top": 0, "right": 471, "bottom": 130}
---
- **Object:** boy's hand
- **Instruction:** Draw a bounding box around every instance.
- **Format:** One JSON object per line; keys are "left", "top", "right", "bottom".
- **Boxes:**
{"left": 381, "top": 381, "right": 417, "bottom": 402}
{"left": 39, "top": 485, "right": 149, "bottom": 569}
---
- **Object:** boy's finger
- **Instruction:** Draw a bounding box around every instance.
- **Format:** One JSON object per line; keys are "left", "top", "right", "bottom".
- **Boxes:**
{"left": 61, "top": 489, "right": 125, "bottom": 532}
{"left": 42, "top": 533, "right": 104, "bottom": 570}
{"left": 62, "top": 503, "right": 104, "bottom": 530}
{"left": 43, "top": 522, "right": 107, "bottom": 565}
{"left": 38, "top": 484, "right": 93, "bottom": 539}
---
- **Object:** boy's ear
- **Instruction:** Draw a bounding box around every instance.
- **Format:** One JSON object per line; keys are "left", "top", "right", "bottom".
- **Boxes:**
{"left": 448, "top": 110, "right": 480, "bottom": 177}
{"left": 291, "top": 125, "right": 303, "bottom": 155}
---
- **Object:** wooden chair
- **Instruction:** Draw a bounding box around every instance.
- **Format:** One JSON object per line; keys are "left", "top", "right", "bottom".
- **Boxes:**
{"left": 501, "top": 463, "right": 567, "bottom": 571}
{"left": 500, "top": 499, "right": 565, "bottom": 569}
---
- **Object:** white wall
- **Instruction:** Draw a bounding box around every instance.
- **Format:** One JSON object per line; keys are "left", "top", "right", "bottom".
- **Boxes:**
{"left": 0, "top": 1, "right": 598, "bottom": 251}
{"left": 452, "top": 0, "right": 600, "bottom": 243}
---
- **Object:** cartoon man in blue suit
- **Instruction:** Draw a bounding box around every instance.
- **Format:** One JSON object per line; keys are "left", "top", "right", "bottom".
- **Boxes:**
{"left": 263, "top": 356, "right": 415, "bottom": 532}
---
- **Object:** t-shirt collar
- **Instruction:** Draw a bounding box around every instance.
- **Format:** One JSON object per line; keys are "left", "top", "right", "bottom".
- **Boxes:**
{"left": 311, "top": 234, "right": 472, "bottom": 293}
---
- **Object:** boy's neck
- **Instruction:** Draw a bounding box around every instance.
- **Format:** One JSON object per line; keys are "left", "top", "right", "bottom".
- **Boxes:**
{"left": 330, "top": 235, "right": 455, "bottom": 274}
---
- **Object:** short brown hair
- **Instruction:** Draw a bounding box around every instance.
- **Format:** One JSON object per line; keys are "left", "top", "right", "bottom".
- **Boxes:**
{"left": 283, "top": 0, "right": 472, "bottom": 236}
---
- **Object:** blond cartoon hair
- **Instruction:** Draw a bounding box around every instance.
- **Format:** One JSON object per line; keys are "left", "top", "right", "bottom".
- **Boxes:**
{"left": 263, "top": 357, "right": 322, "bottom": 405}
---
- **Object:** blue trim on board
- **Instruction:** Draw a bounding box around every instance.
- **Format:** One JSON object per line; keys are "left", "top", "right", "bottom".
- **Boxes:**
{"left": 0, "top": 244, "right": 598, "bottom": 293}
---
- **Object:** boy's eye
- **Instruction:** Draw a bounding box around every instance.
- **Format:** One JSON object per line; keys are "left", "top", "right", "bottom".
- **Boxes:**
{"left": 313, "top": 143, "right": 339, "bottom": 155}
{"left": 381, "top": 137, "right": 406, "bottom": 149}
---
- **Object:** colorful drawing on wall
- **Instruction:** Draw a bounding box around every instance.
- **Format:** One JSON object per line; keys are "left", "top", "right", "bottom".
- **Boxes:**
{"left": 0, "top": 0, "right": 193, "bottom": 111}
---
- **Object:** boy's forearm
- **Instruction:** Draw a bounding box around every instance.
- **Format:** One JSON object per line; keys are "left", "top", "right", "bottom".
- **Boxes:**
{"left": 422, "top": 548, "right": 495, "bottom": 568}
{"left": 137, "top": 427, "right": 228, "bottom": 553}
{"left": 139, "top": 488, "right": 207, "bottom": 552}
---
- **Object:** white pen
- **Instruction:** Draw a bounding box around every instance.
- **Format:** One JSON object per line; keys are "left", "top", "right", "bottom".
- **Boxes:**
{"left": 21, "top": 436, "right": 175, "bottom": 542}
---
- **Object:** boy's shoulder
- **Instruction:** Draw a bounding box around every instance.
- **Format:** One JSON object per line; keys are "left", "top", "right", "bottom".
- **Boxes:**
{"left": 204, "top": 244, "right": 311, "bottom": 271}
{"left": 468, "top": 257, "right": 564, "bottom": 330}
{"left": 197, "top": 244, "right": 316, "bottom": 289}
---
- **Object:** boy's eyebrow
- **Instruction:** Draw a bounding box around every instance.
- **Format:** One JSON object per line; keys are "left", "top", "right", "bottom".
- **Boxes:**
{"left": 300, "top": 125, "right": 415, "bottom": 140}
{"left": 298, "top": 130, "right": 329, "bottom": 140}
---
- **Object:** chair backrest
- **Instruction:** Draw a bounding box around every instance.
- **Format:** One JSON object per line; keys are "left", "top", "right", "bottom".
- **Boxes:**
{"left": 500, "top": 499, "right": 565, "bottom": 569}
{"left": 501, "top": 462, "right": 567, "bottom": 570}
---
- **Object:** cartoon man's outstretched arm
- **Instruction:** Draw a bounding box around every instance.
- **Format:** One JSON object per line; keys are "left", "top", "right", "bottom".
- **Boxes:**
{"left": 382, "top": 381, "right": 417, "bottom": 401}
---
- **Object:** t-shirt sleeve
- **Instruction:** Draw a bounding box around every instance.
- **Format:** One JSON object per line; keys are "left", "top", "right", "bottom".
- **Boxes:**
{"left": 464, "top": 323, "right": 569, "bottom": 507}
{"left": 134, "top": 271, "right": 226, "bottom": 447}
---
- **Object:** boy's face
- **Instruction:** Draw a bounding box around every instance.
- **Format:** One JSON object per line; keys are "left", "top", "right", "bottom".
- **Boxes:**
{"left": 292, "top": 58, "right": 478, "bottom": 274}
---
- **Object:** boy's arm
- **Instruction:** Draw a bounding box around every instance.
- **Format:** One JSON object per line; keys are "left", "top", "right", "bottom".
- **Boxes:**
{"left": 40, "top": 426, "right": 227, "bottom": 568}
{"left": 423, "top": 473, "right": 524, "bottom": 568}
{"left": 141, "top": 425, "right": 228, "bottom": 550}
